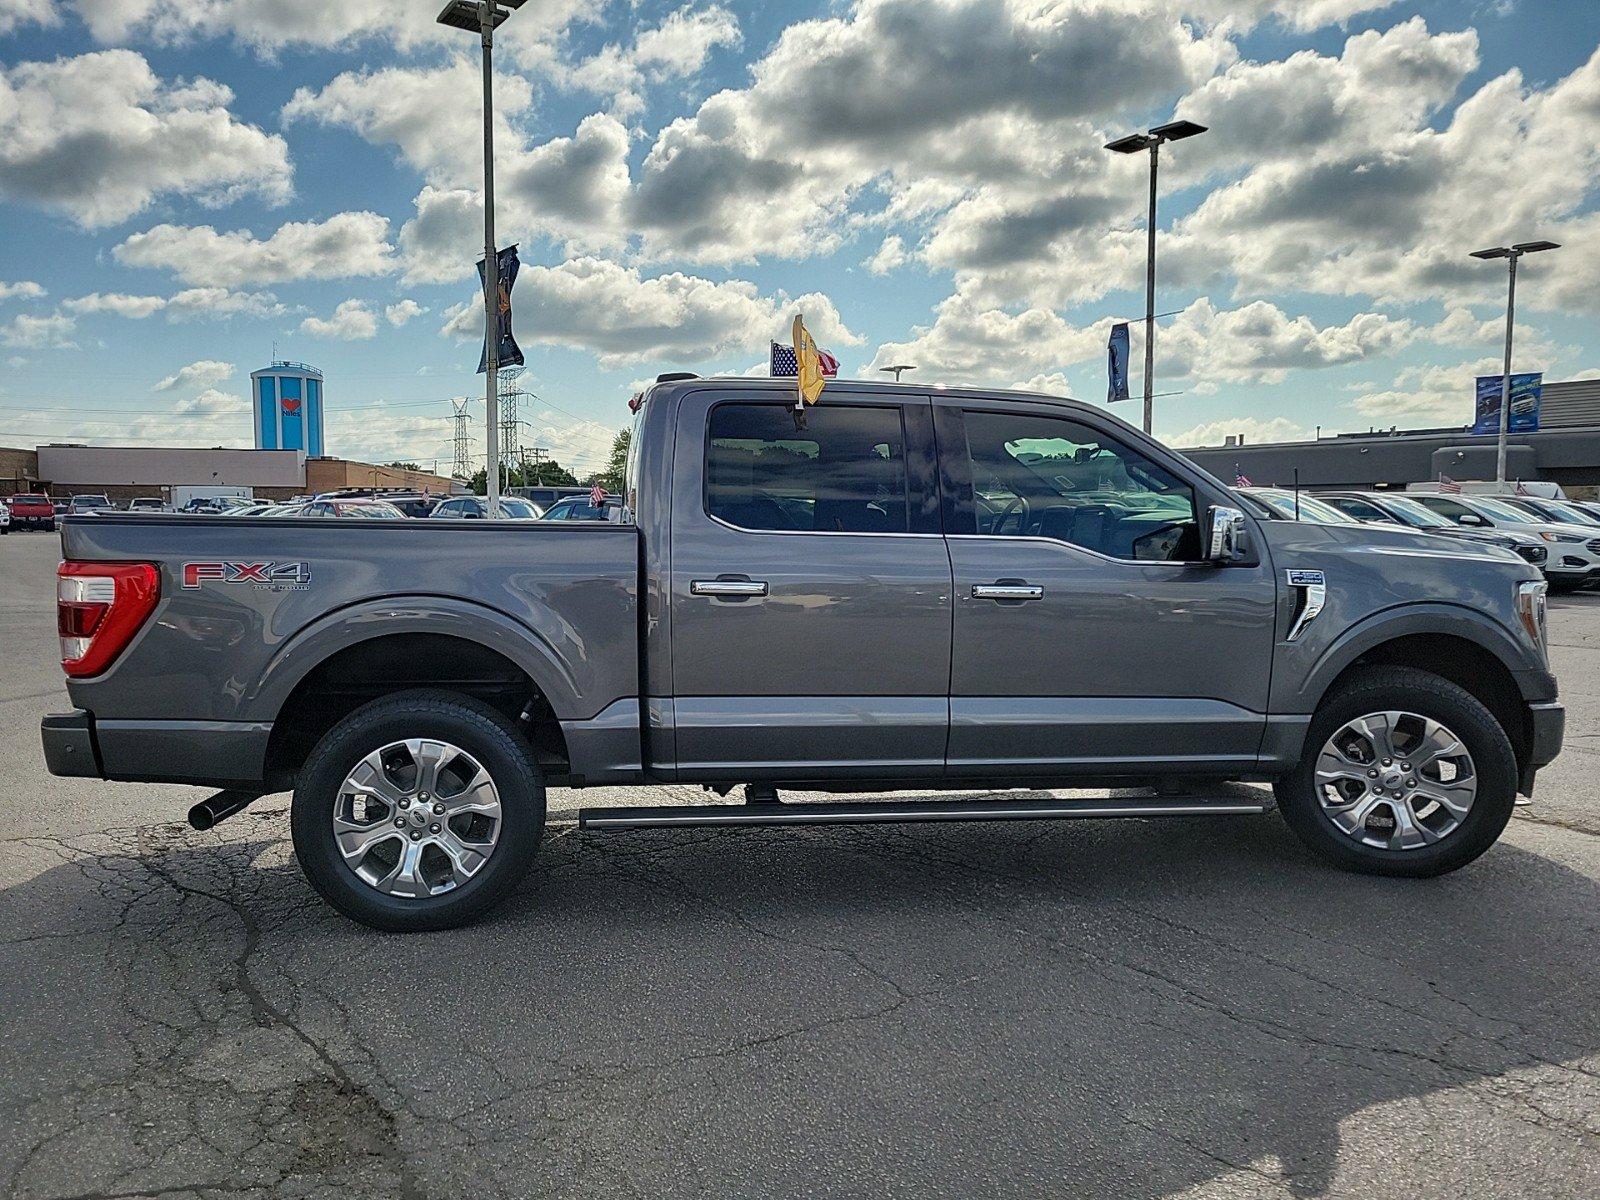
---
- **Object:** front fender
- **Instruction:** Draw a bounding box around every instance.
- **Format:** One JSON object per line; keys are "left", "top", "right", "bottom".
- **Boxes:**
{"left": 248, "top": 595, "right": 584, "bottom": 721}
{"left": 1289, "top": 602, "right": 1552, "bottom": 714}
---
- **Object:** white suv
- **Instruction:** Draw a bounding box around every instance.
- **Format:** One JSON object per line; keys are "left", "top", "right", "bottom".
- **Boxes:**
{"left": 1413, "top": 493, "right": 1600, "bottom": 591}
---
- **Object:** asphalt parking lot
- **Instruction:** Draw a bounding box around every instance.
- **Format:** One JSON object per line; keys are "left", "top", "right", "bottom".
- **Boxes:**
{"left": 2, "top": 528, "right": 1598, "bottom": 1200}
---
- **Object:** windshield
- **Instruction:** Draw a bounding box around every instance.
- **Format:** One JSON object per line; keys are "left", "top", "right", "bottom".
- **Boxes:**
{"left": 1373, "top": 496, "right": 1448, "bottom": 528}
{"left": 499, "top": 498, "right": 538, "bottom": 518}
{"left": 1540, "top": 499, "right": 1600, "bottom": 526}
{"left": 12, "top": 494, "right": 45, "bottom": 503}
{"left": 1251, "top": 489, "right": 1356, "bottom": 524}
{"left": 1470, "top": 497, "right": 1539, "bottom": 524}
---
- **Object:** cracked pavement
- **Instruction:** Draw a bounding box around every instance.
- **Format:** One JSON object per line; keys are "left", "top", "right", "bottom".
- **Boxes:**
{"left": 2, "top": 532, "right": 1598, "bottom": 1199}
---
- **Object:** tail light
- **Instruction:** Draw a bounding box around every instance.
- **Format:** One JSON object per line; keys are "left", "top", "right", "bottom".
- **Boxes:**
{"left": 57, "top": 561, "right": 159, "bottom": 677}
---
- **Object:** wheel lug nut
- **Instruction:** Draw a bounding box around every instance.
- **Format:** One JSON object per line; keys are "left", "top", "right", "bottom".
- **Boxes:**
{"left": 1367, "top": 769, "right": 1378, "bottom": 778}
{"left": 397, "top": 797, "right": 409, "bottom": 809}
{"left": 429, "top": 823, "right": 441, "bottom": 834}
{"left": 1382, "top": 758, "right": 1392, "bottom": 767}
{"left": 432, "top": 802, "right": 444, "bottom": 815}
{"left": 409, "top": 831, "right": 422, "bottom": 841}
{"left": 1400, "top": 762, "right": 1410, "bottom": 770}
{"left": 394, "top": 818, "right": 405, "bottom": 828}
{"left": 420, "top": 793, "right": 429, "bottom": 801}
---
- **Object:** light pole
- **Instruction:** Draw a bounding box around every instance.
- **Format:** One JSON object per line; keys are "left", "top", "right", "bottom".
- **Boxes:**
{"left": 1105, "top": 119, "right": 1206, "bottom": 434}
{"left": 1470, "top": 239, "right": 1559, "bottom": 485}
{"left": 438, "top": 0, "right": 524, "bottom": 515}
{"left": 880, "top": 364, "right": 916, "bottom": 383}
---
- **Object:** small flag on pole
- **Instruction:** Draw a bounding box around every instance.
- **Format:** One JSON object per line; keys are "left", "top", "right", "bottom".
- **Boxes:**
{"left": 590, "top": 484, "right": 605, "bottom": 506}
{"left": 1514, "top": 479, "right": 1530, "bottom": 496}
{"left": 1438, "top": 473, "right": 1462, "bottom": 494}
{"left": 1235, "top": 472, "right": 1251, "bottom": 487}
{"left": 1107, "top": 322, "right": 1130, "bottom": 404}
{"left": 790, "top": 314, "right": 830, "bottom": 407}
{"left": 771, "top": 340, "right": 838, "bottom": 379}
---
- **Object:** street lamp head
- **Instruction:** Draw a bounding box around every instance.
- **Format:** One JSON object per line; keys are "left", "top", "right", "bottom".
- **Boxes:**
{"left": 1470, "top": 247, "right": 1512, "bottom": 259}
{"left": 1512, "top": 239, "right": 1561, "bottom": 254}
{"left": 436, "top": 0, "right": 523, "bottom": 31}
{"left": 1150, "top": 119, "right": 1207, "bottom": 143}
{"left": 1105, "top": 133, "right": 1155, "bottom": 154}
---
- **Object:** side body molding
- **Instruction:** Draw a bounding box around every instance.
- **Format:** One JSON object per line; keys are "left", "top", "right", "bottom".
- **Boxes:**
{"left": 248, "top": 596, "right": 586, "bottom": 721}
{"left": 1288, "top": 601, "right": 1551, "bottom": 714}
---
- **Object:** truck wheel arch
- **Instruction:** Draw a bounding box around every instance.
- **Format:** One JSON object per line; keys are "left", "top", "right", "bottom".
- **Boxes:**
{"left": 1292, "top": 604, "right": 1539, "bottom": 772}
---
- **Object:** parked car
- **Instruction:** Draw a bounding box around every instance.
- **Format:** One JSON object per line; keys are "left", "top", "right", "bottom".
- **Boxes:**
{"left": 314, "top": 489, "right": 441, "bottom": 518}
{"left": 540, "top": 494, "right": 621, "bottom": 521}
{"left": 41, "top": 377, "right": 1563, "bottom": 931}
{"left": 224, "top": 503, "right": 276, "bottom": 517}
{"left": 1237, "top": 487, "right": 1359, "bottom": 525}
{"left": 254, "top": 503, "right": 306, "bottom": 517}
{"left": 178, "top": 496, "right": 252, "bottom": 514}
{"left": 510, "top": 485, "right": 589, "bottom": 511}
{"left": 429, "top": 496, "right": 542, "bottom": 520}
{"left": 0, "top": 501, "right": 8, "bottom": 533}
{"left": 6, "top": 493, "right": 56, "bottom": 530}
{"left": 296, "top": 499, "right": 407, "bottom": 519}
{"left": 1319, "top": 491, "right": 1549, "bottom": 571}
{"left": 52, "top": 500, "right": 68, "bottom": 517}
{"left": 67, "top": 494, "right": 114, "bottom": 516}
{"left": 1410, "top": 492, "right": 1600, "bottom": 591}
{"left": 1499, "top": 495, "right": 1600, "bottom": 529}
{"left": 127, "top": 497, "right": 167, "bottom": 513}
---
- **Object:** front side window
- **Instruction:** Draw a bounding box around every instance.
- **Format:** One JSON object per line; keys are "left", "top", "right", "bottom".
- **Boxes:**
{"left": 707, "top": 403, "right": 909, "bottom": 533}
{"left": 961, "top": 410, "right": 1198, "bottom": 561}
{"left": 1327, "top": 497, "right": 1387, "bottom": 522}
{"left": 1415, "top": 495, "right": 1474, "bottom": 523}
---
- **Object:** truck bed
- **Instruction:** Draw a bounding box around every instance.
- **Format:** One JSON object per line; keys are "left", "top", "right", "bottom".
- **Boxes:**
{"left": 57, "top": 514, "right": 640, "bottom": 779}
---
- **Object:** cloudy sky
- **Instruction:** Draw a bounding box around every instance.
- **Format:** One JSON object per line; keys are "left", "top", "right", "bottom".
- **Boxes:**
{"left": 1, "top": 0, "right": 1597, "bottom": 476}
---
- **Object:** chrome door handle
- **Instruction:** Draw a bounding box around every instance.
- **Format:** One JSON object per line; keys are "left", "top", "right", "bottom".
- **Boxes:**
{"left": 691, "top": 579, "right": 769, "bottom": 597}
{"left": 972, "top": 584, "right": 1043, "bottom": 601}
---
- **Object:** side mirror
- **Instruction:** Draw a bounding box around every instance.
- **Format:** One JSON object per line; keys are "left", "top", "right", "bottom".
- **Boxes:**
{"left": 1205, "top": 505, "right": 1252, "bottom": 565}
{"left": 1458, "top": 514, "right": 1485, "bottom": 526}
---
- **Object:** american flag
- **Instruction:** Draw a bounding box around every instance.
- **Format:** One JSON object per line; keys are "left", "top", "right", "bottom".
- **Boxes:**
{"left": 1235, "top": 473, "right": 1252, "bottom": 487}
{"left": 770, "top": 341, "right": 838, "bottom": 377}
{"left": 590, "top": 484, "right": 605, "bottom": 506}
{"left": 1438, "top": 473, "right": 1462, "bottom": 494}
{"left": 1514, "top": 479, "right": 1531, "bottom": 496}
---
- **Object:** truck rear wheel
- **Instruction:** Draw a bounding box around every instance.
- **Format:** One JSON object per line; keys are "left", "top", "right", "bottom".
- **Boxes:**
{"left": 290, "top": 689, "right": 545, "bottom": 931}
{"left": 1275, "top": 666, "right": 1517, "bottom": 877}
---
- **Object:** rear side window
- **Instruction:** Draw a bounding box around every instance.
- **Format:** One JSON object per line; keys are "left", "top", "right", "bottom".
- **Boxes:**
{"left": 706, "top": 403, "right": 908, "bottom": 533}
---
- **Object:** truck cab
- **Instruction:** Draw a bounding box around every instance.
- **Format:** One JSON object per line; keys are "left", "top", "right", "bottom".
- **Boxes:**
{"left": 43, "top": 379, "right": 1564, "bottom": 930}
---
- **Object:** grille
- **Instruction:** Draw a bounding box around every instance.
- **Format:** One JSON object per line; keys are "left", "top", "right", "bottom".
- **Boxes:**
{"left": 1519, "top": 545, "right": 1548, "bottom": 564}
{"left": 1588, "top": 538, "right": 1600, "bottom": 554}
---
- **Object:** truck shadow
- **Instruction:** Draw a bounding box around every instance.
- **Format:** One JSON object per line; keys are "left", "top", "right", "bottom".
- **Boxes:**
{"left": 3, "top": 805, "right": 1597, "bottom": 1198}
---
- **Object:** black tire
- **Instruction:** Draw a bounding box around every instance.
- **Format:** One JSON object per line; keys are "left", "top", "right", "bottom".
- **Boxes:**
{"left": 291, "top": 688, "right": 545, "bottom": 931}
{"left": 1274, "top": 665, "right": 1518, "bottom": 877}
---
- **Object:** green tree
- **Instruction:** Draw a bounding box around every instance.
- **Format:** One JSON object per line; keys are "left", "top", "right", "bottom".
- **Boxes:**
{"left": 590, "top": 429, "right": 630, "bottom": 493}
{"left": 386, "top": 461, "right": 422, "bottom": 472}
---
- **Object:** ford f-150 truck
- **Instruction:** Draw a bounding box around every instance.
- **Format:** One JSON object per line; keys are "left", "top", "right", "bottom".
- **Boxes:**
{"left": 42, "top": 378, "right": 1565, "bottom": 930}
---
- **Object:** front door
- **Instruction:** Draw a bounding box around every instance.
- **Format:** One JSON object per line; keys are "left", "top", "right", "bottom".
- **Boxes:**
{"left": 938, "top": 401, "right": 1278, "bottom": 777}
{"left": 667, "top": 388, "right": 951, "bottom": 780}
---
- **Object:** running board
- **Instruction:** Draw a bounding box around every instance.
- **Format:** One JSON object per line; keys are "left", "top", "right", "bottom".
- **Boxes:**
{"left": 577, "top": 795, "right": 1270, "bottom": 831}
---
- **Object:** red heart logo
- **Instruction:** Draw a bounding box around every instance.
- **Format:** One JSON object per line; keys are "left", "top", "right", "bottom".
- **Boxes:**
{"left": 282, "top": 398, "right": 301, "bottom": 414}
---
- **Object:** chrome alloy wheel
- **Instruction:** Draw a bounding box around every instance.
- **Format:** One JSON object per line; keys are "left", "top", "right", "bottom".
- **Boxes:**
{"left": 1314, "top": 711, "right": 1477, "bottom": 850}
{"left": 333, "top": 739, "right": 502, "bottom": 898}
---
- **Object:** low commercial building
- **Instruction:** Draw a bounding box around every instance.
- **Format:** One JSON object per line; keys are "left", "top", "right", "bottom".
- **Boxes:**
{"left": 1180, "top": 378, "right": 1600, "bottom": 497}
{"left": 20, "top": 445, "right": 462, "bottom": 505}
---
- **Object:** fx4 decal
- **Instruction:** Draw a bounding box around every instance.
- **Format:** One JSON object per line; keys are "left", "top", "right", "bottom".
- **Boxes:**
{"left": 183, "top": 561, "right": 311, "bottom": 591}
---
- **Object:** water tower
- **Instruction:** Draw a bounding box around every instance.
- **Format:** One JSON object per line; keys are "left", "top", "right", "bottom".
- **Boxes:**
{"left": 251, "top": 360, "right": 324, "bottom": 457}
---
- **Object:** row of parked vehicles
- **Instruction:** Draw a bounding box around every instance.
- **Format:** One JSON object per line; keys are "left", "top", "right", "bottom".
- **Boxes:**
{"left": 3, "top": 486, "right": 620, "bottom": 528}
{"left": 1238, "top": 486, "right": 1600, "bottom": 591}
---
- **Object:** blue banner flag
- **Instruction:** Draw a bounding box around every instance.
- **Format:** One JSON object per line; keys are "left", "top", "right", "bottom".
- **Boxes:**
{"left": 1107, "top": 322, "right": 1130, "bottom": 403}
{"left": 1473, "top": 372, "right": 1541, "bottom": 435}
{"left": 476, "top": 244, "right": 524, "bottom": 374}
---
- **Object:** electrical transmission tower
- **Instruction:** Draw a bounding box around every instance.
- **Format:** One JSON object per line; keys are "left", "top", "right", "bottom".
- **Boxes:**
{"left": 451, "top": 399, "right": 471, "bottom": 481}
{"left": 498, "top": 366, "right": 527, "bottom": 489}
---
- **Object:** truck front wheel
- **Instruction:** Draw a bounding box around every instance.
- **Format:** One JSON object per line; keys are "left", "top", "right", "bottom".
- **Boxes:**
{"left": 1275, "top": 666, "right": 1518, "bottom": 877}
{"left": 290, "top": 689, "right": 545, "bottom": 931}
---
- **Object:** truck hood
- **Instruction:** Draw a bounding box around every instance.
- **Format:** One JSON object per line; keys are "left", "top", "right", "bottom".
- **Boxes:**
{"left": 1257, "top": 518, "right": 1540, "bottom": 587}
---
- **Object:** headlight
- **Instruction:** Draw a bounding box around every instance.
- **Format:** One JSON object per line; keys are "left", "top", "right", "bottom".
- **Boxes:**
{"left": 1516, "top": 580, "right": 1548, "bottom": 658}
{"left": 1539, "top": 531, "right": 1584, "bottom": 543}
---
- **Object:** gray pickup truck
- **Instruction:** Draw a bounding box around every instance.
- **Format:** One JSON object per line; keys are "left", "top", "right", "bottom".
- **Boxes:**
{"left": 43, "top": 378, "right": 1564, "bottom": 930}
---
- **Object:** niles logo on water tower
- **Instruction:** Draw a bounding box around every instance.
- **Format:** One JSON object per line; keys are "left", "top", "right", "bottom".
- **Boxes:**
{"left": 182, "top": 562, "right": 311, "bottom": 591}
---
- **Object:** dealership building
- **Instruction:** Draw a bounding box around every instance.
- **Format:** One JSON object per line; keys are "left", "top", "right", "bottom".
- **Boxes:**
{"left": 1, "top": 445, "right": 462, "bottom": 505}
{"left": 1180, "top": 378, "right": 1600, "bottom": 496}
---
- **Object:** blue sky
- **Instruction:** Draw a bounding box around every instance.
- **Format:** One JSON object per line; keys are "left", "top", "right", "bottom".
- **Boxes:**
{"left": 1, "top": 0, "right": 1597, "bottom": 478}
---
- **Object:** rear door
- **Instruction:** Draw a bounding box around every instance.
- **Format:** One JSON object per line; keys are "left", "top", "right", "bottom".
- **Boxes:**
{"left": 937, "top": 399, "right": 1278, "bottom": 777}
{"left": 667, "top": 387, "right": 951, "bottom": 780}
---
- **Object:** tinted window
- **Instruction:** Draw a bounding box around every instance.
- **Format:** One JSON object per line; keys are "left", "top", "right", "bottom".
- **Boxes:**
{"left": 960, "top": 410, "right": 1197, "bottom": 560}
{"left": 1414, "top": 495, "right": 1474, "bottom": 522}
{"left": 1327, "top": 497, "right": 1387, "bottom": 521}
{"left": 707, "top": 403, "right": 908, "bottom": 533}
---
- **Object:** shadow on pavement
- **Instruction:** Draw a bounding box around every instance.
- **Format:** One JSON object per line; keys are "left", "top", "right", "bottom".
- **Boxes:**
{"left": 2, "top": 803, "right": 1597, "bottom": 1198}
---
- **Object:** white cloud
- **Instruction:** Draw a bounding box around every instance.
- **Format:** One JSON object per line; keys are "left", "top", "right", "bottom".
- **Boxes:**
{"left": 114, "top": 213, "right": 396, "bottom": 286}
{"left": 2, "top": 313, "right": 76, "bottom": 349}
{"left": 385, "top": 300, "right": 427, "bottom": 327}
{"left": 441, "top": 256, "right": 860, "bottom": 369}
{"left": 0, "top": 50, "right": 290, "bottom": 229}
{"left": 1350, "top": 358, "right": 1502, "bottom": 424}
{"left": 0, "top": 0, "right": 58, "bottom": 35}
{"left": 301, "top": 300, "right": 379, "bottom": 340}
{"left": 864, "top": 236, "right": 908, "bottom": 276}
{"left": 155, "top": 360, "right": 235, "bottom": 392}
{"left": 63, "top": 293, "right": 169, "bottom": 319}
{"left": 0, "top": 280, "right": 45, "bottom": 302}
{"left": 1169, "top": 415, "right": 1312, "bottom": 449}
{"left": 163, "top": 287, "right": 284, "bottom": 320}
{"left": 554, "top": 5, "right": 741, "bottom": 116}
